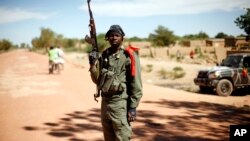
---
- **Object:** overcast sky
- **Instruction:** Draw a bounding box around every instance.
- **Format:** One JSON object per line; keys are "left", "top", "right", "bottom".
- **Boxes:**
{"left": 0, "top": 0, "right": 249, "bottom": 45}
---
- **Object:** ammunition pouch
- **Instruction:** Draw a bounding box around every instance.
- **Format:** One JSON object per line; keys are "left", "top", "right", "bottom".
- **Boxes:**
{"left": 98, "top": 68, "right": 125, "bottom": 95}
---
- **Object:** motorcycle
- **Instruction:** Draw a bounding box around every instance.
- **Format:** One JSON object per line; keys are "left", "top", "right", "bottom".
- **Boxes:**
{"left": 49, "top": 62, "right": 61, "bottom": 74}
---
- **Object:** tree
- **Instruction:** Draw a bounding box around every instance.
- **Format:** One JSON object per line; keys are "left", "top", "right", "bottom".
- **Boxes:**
{"left": 40, "top": 27, "right": 55, "bottom": 48}
{"left": 235, "top": 8, "right": 250, "bottom": 40}
{"left": 31, "top": 37, "right": 41, "bottom": 49}
{"left": 182, "top": 31, "right": 209, "bottom": 40}
{"left": 183, "top": 34, "right": 195, "bottom": 40}
{"left": 128, "top": 36, "right": 145, "bottom": 42}
{"left": 31, "top": 27, "right": 56, "bottom": 50}
{"left": 196, "top": 31, "right": 209, "bottom": 39}
{"left": 0, "top": 39, "right": 13, "bottom": 51}
{"left": 65, "top": 39, "right": 75, "bottom": 48}
{"left": 215, "top": 32, "right": 228, "bottom": 38}
{"left": 54, "top": 34, "right": 64, "bottom": 47}
{"left": 20, "top": 43, "right": 30, "bottom": 48}
{"left": 148, "top": 25, "right": 177, "bottom": 47}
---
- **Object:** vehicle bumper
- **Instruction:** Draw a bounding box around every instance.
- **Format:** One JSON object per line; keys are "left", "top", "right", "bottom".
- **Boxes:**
{"left": 194, "top": 78, "right": 219, "bottom": 87}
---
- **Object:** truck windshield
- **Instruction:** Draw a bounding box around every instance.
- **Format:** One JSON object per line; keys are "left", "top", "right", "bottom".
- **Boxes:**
{"left": 221, "top": 55, "right": 242, "bottom": 68}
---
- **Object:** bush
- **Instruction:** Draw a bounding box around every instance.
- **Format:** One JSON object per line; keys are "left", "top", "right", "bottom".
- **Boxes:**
{"left": 63, "top": 47, "right": 85, "bottom": 53}
{"left": 158, "top": 68, "right": 169, "bottom": 79}
{"left": 172, "top": 66, "right": 185, "bottom": 79}
{"left": 158, "top": 66, "right": 185, "bottom": 80}
{"left": 0, "top": 39, "right": 13, "bottom": 51}
{"left": 145, "top": 64, "right": 153, "bottom": 72}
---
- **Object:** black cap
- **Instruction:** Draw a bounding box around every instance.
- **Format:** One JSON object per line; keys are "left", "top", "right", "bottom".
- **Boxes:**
{"left": 105, "top": 24, "right": 125, "bottom": 38}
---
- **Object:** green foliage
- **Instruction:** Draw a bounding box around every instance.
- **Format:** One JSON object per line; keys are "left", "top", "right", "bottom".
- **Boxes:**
{"left": 172, "top": 66, "right": 185, "bottom": 79}
{"left": 64, "top": 38, "right": 75, "bottom": 48}
{"left": 145, "top": 64, "right": 153, "bottom": 72}
{"left": 158, "top": 68, "right": 169, "bottom": 79}
{"left": 183, "top": 31, "right": 209, "bottom": 40}
{"left": 195, "top": 47, "right": 204, "bottom": 58}
{"left": 197, "top": 31, "right": 209, "bottom": 39}
{"left": 19, "top": 43, "right": 30, "bottom": 48}
{"left": 0, "top": 39, "right": 13, "bottom": 51}
{"left": 235, "top": 8, "right": 250, "bottom": 36}
{"left": 84, "top": 33, "right": 109, "bottom": 53}
{"left": 54, "top": 34, "right": 64, "bottom": 47}
{"left": 97, "top": 33, "right": 109, "bottom": 52}
{"left": 31, "top": 28, "right": 55, "bottom": 49}
{"left": 148, "top": 25, "right": 177, "bottom": 47}
{"left": 128, "top": 36, "right": 147, "bottom": 42}
{"left": 158, "top": 67, "right": 185, "bottom": 80}
{"left": 63, "top": 47, "right": 85, "bottom": 53}
{"left": 31, "top": 27, "right": 80, "bottom": 51}
{"left": 237, "top": 34, "right": 247, "bottom": 37}
{"left": 170, "top": 54, "right": 176, "bottom": 59}
{"left": 84, "top": 45, "right": 93, "bottom": 53}
{"left": 173, "top": 66, "right": 183, "bottom": 72}
{"left": 215, "top": 32, "right": 228, "bottom": 38}
{"left": 178, "top": 31, "right": 209, "bottom": 46}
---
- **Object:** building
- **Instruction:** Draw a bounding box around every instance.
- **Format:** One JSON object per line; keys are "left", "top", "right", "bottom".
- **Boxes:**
{"left": 205, "top": 38, "right": 225, "bottom": 47}
{"left": 181, "top": 40, "right": 206, "bottom": 47}
{"left": 225, "top": 37, "right": 248, "bottom": 47}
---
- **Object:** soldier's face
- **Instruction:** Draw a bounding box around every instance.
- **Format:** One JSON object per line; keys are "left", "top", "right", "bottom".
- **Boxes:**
{"left": 107, "top": 32, "right": 123, "bottom": 47}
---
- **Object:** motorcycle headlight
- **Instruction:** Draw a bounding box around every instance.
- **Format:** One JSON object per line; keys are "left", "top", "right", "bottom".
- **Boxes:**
{"left": 208, "top": 71, "right": 220, "bottom": 79}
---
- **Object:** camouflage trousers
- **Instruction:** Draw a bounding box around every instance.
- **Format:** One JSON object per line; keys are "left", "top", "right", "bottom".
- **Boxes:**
{"left": 101, "top": 96, "right": 132, "bottom": 141}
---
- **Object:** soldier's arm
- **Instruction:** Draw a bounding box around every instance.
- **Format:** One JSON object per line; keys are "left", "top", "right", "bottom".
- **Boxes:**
{"left": 127, "top": 52, "right": 143, "bottom": 108}
{"left": 89, "top": 61, "right": 100, "bottom": 84}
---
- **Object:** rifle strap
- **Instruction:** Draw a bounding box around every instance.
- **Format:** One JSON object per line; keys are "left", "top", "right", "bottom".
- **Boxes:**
{"left": 125, "top": 45, "right": 140, "bottom": 77}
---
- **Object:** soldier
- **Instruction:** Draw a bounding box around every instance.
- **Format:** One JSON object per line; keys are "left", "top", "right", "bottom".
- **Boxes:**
{"left": 88, "top": 25, "right": 143, "bottom": 141}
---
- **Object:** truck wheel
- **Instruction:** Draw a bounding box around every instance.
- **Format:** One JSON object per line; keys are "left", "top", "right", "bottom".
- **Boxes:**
{"left": 216, "top": 79, "right": 233, "bottom": 96}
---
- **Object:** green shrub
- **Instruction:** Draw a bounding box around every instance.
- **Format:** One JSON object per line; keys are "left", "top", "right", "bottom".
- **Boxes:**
{"left": 172, "top": 66, "right": 185, "bottom": 79}
{"left": 145, "top": 64, "right": 153, "bottom": 72}
{"left": 173, "top": 66, "right": 183, "bottom": 71}
{"left": 170, "top": 54, "right": 175, "bottom": 59}
{"left": 158, "top": 66, "right": 186, "bottom": 80}
{"left": 158, "top": 68, "right": 169, "bottom": 79}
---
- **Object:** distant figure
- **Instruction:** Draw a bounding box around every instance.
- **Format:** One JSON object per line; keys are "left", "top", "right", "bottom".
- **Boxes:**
{"left": 176, "top": 50, "right": 181, "bottom": 61}
{"left": 48, "top": 46, "right": 59, "bottom": 73}
{"left": 55, "top": 46, "right": 65, "bottom": 70}
{"left": 166, "top": 49, "right": 169, "bottom": 56}
{"left": 189, "top": 50, "right": 194, "bottom": 59}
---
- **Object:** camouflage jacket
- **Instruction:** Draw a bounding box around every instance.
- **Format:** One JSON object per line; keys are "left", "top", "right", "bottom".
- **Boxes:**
{"left": 89, "top": 46, "right": 143, "bottom": 108}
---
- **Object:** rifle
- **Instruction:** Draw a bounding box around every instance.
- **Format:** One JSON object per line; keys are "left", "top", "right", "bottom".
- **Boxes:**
{"left": 85, "top": 0, "right": 100, "bottom": 102}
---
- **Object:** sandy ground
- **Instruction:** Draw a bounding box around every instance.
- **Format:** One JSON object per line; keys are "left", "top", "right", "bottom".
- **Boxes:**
{"left": 0, "top": 49, "right": 249, "bottom": 141}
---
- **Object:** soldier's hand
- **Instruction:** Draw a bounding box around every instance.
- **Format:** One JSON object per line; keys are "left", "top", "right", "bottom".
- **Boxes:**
{"left": 88, "top": 50, "right": 99, "bottom": 65}
{"left": 128, "top": 108, "right": 136, "bottom": 122}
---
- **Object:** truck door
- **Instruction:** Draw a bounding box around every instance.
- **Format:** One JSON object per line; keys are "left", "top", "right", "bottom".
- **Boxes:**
{"left": 242, "top": 56, "right": 250, "bottom": 84}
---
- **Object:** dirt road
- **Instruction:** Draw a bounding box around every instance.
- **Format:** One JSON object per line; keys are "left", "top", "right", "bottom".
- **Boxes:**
{"left": 0, "top": 50, "right": 249, "bottom": 141}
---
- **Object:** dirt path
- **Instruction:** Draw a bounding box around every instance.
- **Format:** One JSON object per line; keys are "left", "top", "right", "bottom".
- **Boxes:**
{"left": 0, "top": 50, "right": 249, "bottom": 141}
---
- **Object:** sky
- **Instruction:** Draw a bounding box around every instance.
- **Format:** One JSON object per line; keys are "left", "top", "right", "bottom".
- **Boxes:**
{"left": 0, "top": 0, "right": 250, "bottom": 45}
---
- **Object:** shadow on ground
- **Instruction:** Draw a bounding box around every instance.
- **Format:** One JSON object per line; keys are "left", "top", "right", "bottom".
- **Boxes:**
{"left": 23, "top": 100, "right": 250, "bottom": 141}
{"left": 24, "top": 109, "right": 102, "bottom": 141}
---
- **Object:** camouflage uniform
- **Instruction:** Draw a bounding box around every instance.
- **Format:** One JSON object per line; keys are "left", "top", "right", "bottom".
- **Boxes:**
{"left": 89, "top": 26, "right": 142, "bottom": 140}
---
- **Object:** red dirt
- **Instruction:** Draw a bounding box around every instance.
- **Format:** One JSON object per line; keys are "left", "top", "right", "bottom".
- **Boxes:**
{"left": 0, "top": 50, "right": 249, "bottom": 141}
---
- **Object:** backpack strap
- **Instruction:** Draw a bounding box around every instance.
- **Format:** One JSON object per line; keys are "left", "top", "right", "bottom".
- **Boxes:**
{"left": 125, "top": 45, "right": 140, "bottom": 77}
